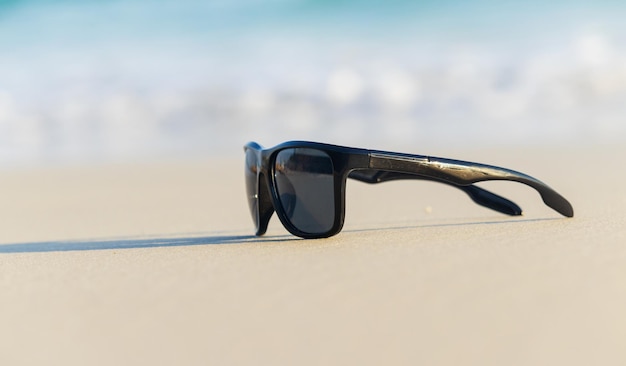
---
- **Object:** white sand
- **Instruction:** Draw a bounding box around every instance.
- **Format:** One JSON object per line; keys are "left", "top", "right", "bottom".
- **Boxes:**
{"left": 1, "top": 144, "right": 624, "bottom": 365}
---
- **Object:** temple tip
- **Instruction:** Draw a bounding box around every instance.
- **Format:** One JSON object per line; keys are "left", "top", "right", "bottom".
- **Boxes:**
{"left": 542, "top": 192, "right": 574, "bottom": 218}
{"left": 462, "top": 185, "right": 523, "bottom": 216}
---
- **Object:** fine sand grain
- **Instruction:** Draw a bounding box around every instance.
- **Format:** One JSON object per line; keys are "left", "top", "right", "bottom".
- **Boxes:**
{"left": 0, "top": 144, "right": 624, "bottom": 366}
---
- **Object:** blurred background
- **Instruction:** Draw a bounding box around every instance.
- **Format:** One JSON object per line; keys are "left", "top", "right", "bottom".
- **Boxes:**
{"left": 1, "top": 0, "right": 625, "bottom": 167}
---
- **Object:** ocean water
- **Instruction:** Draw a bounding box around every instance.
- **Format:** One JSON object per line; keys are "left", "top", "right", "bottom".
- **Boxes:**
{"left": 1, "top": 0, "right": 625, "bottom": 166}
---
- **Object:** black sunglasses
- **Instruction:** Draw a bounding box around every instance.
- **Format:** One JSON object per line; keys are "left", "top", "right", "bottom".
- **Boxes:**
{"left": 244, "top": 141, "right": 574, "bottom": 239}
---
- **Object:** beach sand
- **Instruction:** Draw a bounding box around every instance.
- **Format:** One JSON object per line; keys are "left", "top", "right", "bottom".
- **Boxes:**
{"left": 1, "top": 143, "right": 624, "bottom": 365}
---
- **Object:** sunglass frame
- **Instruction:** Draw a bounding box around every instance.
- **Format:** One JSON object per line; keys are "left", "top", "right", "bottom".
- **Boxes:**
{"left": 244, "top": 140, "right": 574, "bottom": 239}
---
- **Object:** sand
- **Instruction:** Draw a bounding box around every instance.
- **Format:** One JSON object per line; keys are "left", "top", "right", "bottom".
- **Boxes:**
{"left": 1, "top": 143, "right": 625, "bottom": 365}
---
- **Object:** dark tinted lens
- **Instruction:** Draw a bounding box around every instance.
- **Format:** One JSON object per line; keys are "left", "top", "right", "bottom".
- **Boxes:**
{"left": 244, "top": 149, "right": 259, "bottom": 229}
{"left": 274, "top": 148, "right": 335, "bottom": 234}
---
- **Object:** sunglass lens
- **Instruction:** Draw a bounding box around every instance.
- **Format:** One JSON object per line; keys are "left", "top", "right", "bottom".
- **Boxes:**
{"left": 244, "top": 149, "right": 259, "bottom": 230}
{"left": 274, "top": 148, "right": 335, "bottom": 235}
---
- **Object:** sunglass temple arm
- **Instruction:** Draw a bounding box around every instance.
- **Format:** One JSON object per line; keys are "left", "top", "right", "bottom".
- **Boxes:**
{"left": 366, "top": 152, "right": 574, "bottom": 217}
{"left": 348, "top": 170, "right": 523, "bottom": 216}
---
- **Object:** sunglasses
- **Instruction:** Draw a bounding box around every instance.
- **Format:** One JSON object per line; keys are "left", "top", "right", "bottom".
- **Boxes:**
{"left": 244, "top": 141, "right": 574, "bottom": 239}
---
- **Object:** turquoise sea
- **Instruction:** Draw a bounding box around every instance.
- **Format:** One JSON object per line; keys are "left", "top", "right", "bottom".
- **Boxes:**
{"left": 1, "top": 0, "right": 625, "bottom": 165}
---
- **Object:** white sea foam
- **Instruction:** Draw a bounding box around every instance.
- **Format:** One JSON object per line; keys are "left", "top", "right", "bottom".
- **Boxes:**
{"left": 1, "top": 1, "right": 625, "bottom": 166}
